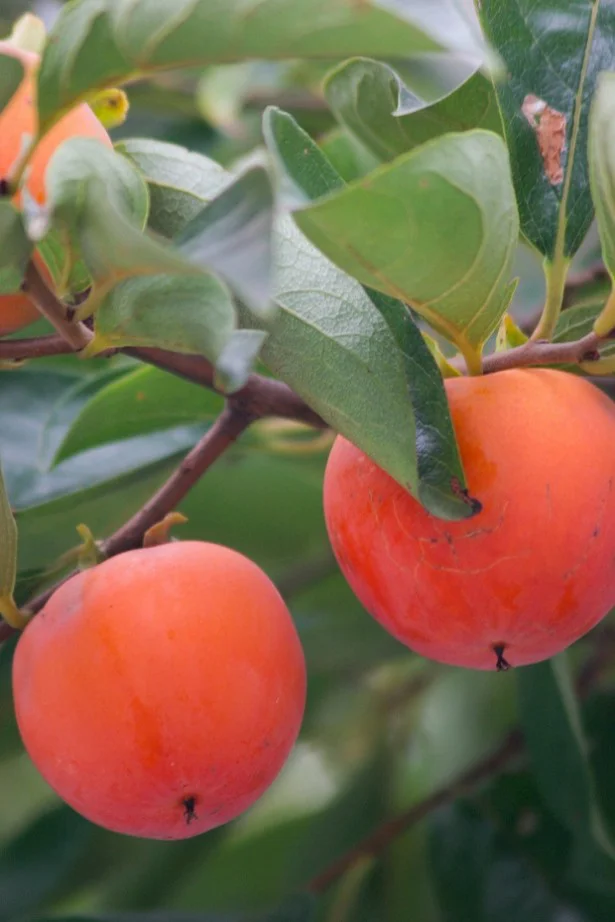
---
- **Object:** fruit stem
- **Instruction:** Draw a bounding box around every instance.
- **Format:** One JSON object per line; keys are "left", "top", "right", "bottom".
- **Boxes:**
{"left": 532, "top": 255, "right": 570, "bottom": 342}
{"left": 0, "top": 593, "right": 29, "bottom": 630}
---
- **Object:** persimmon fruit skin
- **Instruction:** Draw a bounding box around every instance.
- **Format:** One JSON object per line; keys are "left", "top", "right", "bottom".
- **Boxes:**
{"left": 0, "top": 40, "right": 111, "bottom": 335}
{"left": 324, "top": 369, "right": 615, "bottom": 670}
{"left": 12, "top": 542, "right": 306, "bottom": 839}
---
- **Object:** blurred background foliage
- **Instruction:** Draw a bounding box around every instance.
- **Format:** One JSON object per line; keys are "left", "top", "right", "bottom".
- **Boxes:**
{"left": 1, "top": 2, "right": 615, "bottom": 922}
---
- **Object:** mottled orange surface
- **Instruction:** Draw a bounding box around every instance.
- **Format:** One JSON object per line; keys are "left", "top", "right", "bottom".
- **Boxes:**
{"left": 13, "top": 542, "right": 306, "bottom": 839}
{"left": 324, "top": 369, "right": 615, "bottom": 670}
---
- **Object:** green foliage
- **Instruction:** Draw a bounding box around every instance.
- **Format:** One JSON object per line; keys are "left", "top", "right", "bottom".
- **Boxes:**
{"left": 2, "top": 1, "right": 615, "bottom": 921}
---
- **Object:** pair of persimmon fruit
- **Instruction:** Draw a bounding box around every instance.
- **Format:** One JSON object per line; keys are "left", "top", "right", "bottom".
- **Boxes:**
{"left": 4, "top": 40, "right": 615, "bottom": 840}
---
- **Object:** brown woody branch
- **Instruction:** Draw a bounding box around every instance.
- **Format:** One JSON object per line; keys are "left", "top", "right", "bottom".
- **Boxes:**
{"left": 480, "top": 331, "right": 603, "bottom": 375}
{"left": 22, "top": 263, "right": 93, "bottom": 352}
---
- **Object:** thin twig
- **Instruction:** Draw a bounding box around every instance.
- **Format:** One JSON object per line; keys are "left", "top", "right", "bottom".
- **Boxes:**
{"left": 103, "top": 404, "right": 252, "bottom": 556}
{"left": 0, "top": 334, "right": 74, "bottom": 359}
{"left": 481, "top": 331, "right": 603, "bottom": 375}
{"left": 22, "top": 263, "right": 93, "bottom": 351}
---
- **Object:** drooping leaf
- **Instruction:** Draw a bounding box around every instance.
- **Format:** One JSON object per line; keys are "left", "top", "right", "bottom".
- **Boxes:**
{"left": 294, "top": 130, "right": 519, "bottom": 363}
{"left": 175, "top": 166, "right": 275, "bottom": 316}
{"left": 0, "top": 201, "right": 31, "bottom": 294}
{"left": 215, "top": 329, "right": 268, "bottom": 393}
{"left": 83, "top": 274, "right": 237, "bottom": 363}
{"left": 517, "top": 655, "right": 615, "bottom": 862}
{"left": 264, "top": 107, "right": 477, "bottom": 518}
{"left": 479, "top": 0, "right": 615, "bottom": 259}
{"left": 54, "top": 366, "right": 225, "bottom": 464}
{"left": 325, "top": 58, "right": 501, "bottom": 162}
{"left": 36, "top": 0, "right": 489, "bottom": 128}
{"left": 0, "top": 50, "right": 22, "bottom": 117}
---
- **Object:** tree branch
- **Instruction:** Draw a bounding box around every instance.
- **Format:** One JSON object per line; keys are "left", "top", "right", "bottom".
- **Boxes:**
{"left": 0, "top": 334, "right": 73, "bottom": 359}
{"left": 481, "top": 331, "right": 603, "bottom": 375}
{"left": 22, "top": 263, "right": 94, "bottom": 352}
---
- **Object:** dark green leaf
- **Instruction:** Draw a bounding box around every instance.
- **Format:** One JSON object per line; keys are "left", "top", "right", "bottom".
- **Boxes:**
{"left": 0, "top": 806, "right": 92, "bottom": 922}
{"left": 294, "top": 130, "right": 519, "bottom": 358}
{"left": 0, "top": 201, "right": 31, "bottom": 294}
{"left": 517, "top": 655, "right": 615, "bottom": 861}
{"left": 325, "top": 58, "right": 501, "bottom": 162}
{"left": 176, "top": 167, "right": 275, "bottom": 316}
{"left": 0, "top": 49, "right": 22, "bottom": 116}
{"left": 430, "top": 802, "right": 581, "bottom": 922}
{"left": 36, "top": 0, "right": 488, "bottom": 128}
{"left": 54, "top": 366, "right": 224, "bottom": 463}
{"left": 479, "top": 0, "right": 615, "bottom": 259}
{"left": 263, "top": 107, "right": 475, "bottom": 519}
{"left": 0, "top": 459, "right": 17, "bottom": 599}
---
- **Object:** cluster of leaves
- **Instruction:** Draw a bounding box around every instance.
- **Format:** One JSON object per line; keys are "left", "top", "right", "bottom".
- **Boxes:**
{"left": 2, "top": 0, "right": 615, "bottom": 921}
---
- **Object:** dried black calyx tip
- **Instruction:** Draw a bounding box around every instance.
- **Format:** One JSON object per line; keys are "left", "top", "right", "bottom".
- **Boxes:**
{"left": 493, "top": 644, "right": 511, "bottom": 672}
{"left": 450, "top": 477, "right": 483, "bottom": 517}
{"left": 0, "top": 178, "right": 10, "bottom": 197}
{"left": 182, "top": 796, "right": 198, "bottom": 825}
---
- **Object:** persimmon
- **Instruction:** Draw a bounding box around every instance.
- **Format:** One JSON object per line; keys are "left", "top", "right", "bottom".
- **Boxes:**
{"left": 324, "top": 369, "right": 615, "bottom": 670}
{"left": 0, "top": 39, "right": 112, "bottom": 335}
{"left": 12, "top": 542, "right": 306, "bottom": 839}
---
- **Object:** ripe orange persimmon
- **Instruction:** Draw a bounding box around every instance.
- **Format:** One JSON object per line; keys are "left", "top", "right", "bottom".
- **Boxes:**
{"left": 0, "top": 39, "right": 112, "bottom": 335}
{"left": 324, "top": 369, "right": 615, "bottom": 670}
{"left": 12, "top": 542, "right": 306, "bottom": 839}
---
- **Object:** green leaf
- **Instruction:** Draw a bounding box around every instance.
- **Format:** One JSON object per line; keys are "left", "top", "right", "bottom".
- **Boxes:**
{"left": 264, "top": 107, "right": 475, "bottom": 518}
{"left": 0, "top": 806, "right": 92, "bottom": 922}
{"left": 54, "top": 365, "right": 224, "bottom": 463}
{"left": 588, "top": 71, "right": 615, "bottom": 336}
{"left": 175, "top": 166, "right": 275, "bottom": 316}
{"left": 0, "top": 459, "right": 18, "bottom": 613}
{"left": 30, "top": 898, "right": 315, "bottom": 922}
{"left": 430, "top": 801, "right": 582, "bottom": 921}
{"left": 325, "top": 58, "right": 501, "bottom": 162}
{"left": 319, "top": 129, "right": 381, "bottom": 183}
{"left": 0, "top": 201, "right": 31, "bottom": 294}
{"left": 294, "top": 130, "right": 519, "bottom": 360}
{"left": 116, "top": 139, "right": 229, "bottom": 239}
{"left": 478, "top": 0, "right": 615, "bottom": 259}
{"left": 36, "top": 0, "right": 488, "bottom": 128}
{"left": 85, "top": 274, "right": 237, "bottom": 363}
{"left": 0, "top": 50, "right": 22, "bottom": 116}
{"left": 215, "top": 329, "right": 268, "bottom": 393}
{"left": 45, "top": 138, "right": 202, "bottom": 294}
{"left": 517, "top": 655, "right": 615, "bottom": 862}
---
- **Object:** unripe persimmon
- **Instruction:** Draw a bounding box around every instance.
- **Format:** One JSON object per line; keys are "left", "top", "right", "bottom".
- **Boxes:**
{"left": 324, "top": 369, "right": 615, "bottom": 670}
{"left": 0, "top": 39, "right": 112, "bottom": 335}
{"left": 12, "top": 542, "right": 306, "bottom": 839}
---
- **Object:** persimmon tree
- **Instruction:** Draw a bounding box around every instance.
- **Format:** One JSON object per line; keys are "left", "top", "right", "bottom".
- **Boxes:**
{"left": 2, "top": 2, "right": 615, "bottom": 921}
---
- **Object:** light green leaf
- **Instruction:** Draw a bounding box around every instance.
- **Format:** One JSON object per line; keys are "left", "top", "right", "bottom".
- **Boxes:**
{"left": 215, "top": 329, "right": 268, "bottom": 393}
{"left": 588, "top": 71, "right": 615, "bottom": 336}
{"left": 36, "top": 0, "right": 488, "bottom": 128}
{"left": 85, "top": 274, "right": 236, "bottom": 361}
{"left": 517, "top": 655, "right": 615, "bottom": 862}
{"left": 116, "top": 138, "right": 229, "bottom": 239}
{"left": 176, "top": 167, "right": 275, "bottom": 316}
{"left": 294, "top": 130, "right": 519, "bottom": 361}
{"left": 0, "top": 201, "right": 31, "bottom": 294}
{"left": 325, "top": 58, "right": 501, "bottom": 162}
{"left": 0, "top": 51, "right": 22, "bottom": 116}
{"left": 45, "top": 138, "right": 201, "bottom": 292}
{"left": 54, "top": 366, "right": 224, "bottom": 464}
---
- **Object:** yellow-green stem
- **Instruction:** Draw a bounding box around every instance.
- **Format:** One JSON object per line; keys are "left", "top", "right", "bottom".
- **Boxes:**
{"left": 593, "top": 286, "right": 615, "bottom": 337}
{"left": 532, "top": 256, "right": 570, "bottom": 342}
{"left": 458, "top": 340, "right": 484, "bottom": 376}
{"left": 326, "top": 856, "right": 375, "bottom": 922}
{"left": 0, "top": 593, "right": 29, "bottom": 630}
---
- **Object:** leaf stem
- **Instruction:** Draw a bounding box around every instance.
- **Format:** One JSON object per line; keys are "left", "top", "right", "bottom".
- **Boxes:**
{"left": 23, "top": 262, "right": 93, "bottom": 351}
{"left": 458, "top": 340, "right": 483, "bottom": 376}
{"left": 531, "top": 256, "right": 570, "bottom": 341}
{"left": 593, "top": 286, "right": 615, "bottom": 337}
{"left": 0, "top": 593, "right": 28, "bottom": 630}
